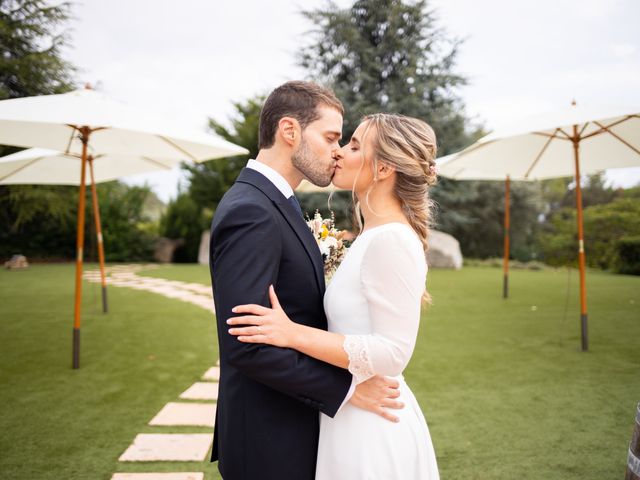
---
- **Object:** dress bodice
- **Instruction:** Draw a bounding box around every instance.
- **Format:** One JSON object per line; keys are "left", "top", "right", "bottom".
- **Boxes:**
{"left": 323, "top": 223, "right": 428, "bottom": 383}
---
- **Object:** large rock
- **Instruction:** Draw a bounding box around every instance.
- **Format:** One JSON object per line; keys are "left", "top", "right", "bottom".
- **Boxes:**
{"left": 426, "top": 230, "right": 463, "bottom": 269}
{"left": 198, "top": 231, "right": 210, "bottom": 266}
{"left": 4, "top": 254, "right": 29, "bottom": 269}
{"left": 154, "top": 238, "right": 185, "bottom": 264}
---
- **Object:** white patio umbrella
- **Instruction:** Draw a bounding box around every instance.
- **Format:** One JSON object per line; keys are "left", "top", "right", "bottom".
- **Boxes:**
{"left": 437, "top": 102, "right": 640, "bottom": 351}
{"left": 0, "top": 86, "right": 248, "bottom": 368}
{"left": 0, "top": 147, "right": 183, "bottom": 184}
{"left": 0, "top": 147, "right": 195, "bottom": 316}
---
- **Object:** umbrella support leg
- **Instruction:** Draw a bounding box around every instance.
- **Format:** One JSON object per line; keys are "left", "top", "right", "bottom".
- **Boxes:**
{"left": 503, "top": 176, "right": 511, "bottom": 299}
{"left": 73, "top": 128, "right": 90, "bottom": 368}
{"left": 572, "top": 131, "right": 589, "bottom": 352}
{"left": 88, "top": 156, "right": 108, "bottom": 313}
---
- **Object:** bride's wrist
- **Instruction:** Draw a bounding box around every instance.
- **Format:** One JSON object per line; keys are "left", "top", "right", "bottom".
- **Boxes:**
{"left": 289, "top": 322, "right": 306, "bottom": 350}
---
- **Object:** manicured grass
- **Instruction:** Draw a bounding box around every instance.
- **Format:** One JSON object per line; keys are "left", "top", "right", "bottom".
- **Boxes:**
{"left": 0, "top": 263, "right": 221, "bottom": 480}
{"left": 1, "top": 263, "right": 638, "bottom": 479}
{"left": 411, "top": 266, "right": 639, "bottom": 479}
{"left": 139, "top": 263, "right": 212, "bottom": 285}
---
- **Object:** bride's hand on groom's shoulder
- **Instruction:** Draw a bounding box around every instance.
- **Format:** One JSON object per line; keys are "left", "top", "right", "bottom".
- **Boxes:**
{"left": 227, "top": 285, "right": 301, "bottom": 348}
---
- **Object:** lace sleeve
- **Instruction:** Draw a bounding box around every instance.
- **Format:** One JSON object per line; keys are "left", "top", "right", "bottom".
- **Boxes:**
{"left": 347, "top": 228, "right": 427, "bottom": 381}
{"left": 343, "top": 335, "right": 375, "bottom": 384}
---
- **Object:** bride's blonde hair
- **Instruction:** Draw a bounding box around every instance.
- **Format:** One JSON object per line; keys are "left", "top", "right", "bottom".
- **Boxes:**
{"left": 351, "top": 113, "right": 438, "bottom": 303}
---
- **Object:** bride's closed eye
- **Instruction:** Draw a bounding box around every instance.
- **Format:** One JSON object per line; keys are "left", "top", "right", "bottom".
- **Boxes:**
{"left": 343, "top": 139, "right": 358, "bottom": 151}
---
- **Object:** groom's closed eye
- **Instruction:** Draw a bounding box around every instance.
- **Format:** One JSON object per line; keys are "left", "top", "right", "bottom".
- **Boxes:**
{"left": 326, "top": 132, "right": 342, "bottom": 144}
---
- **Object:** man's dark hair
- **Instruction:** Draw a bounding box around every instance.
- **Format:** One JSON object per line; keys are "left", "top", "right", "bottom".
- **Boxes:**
{"left": 258, "top": 81, "right": 344, "bottom": 149}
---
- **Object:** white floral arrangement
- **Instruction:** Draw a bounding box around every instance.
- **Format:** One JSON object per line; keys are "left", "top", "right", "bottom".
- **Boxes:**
{"left": 306, "top": 210, "right": 347, "bottom": 280}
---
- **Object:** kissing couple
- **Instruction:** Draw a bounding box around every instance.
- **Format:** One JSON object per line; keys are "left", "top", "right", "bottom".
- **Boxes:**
{"left": 209, "top": 81, "right": 440, "bottom": 479}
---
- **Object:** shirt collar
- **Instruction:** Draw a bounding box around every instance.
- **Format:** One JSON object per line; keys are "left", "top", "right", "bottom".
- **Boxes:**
{"left": 246, "top": 159, "right": 294, "bottom": 199}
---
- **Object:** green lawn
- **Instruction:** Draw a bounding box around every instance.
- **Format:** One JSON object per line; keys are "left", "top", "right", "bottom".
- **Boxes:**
{"left": 1, "top": 263, "right": 638, "bottom": 479}
{"left": 0, "top": 263, "right": 221, "bottom": 480}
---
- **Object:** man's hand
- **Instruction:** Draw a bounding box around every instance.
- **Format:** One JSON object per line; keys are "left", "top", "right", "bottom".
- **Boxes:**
{"left": 349, "top": 375, "right": 404, "bottom": 423}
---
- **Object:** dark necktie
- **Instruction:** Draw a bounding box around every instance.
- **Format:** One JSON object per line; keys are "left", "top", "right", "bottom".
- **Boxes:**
{"left": 287, "top": 195, "right": 303, "bottom": 217}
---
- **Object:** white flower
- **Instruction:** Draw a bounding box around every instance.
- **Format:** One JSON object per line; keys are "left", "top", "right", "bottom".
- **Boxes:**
{"left": 307, "top": 211, "right": 324, "bottom": 237}
{"left": 305, "top": 210, "right": 347, "bottom": 281}
{"left": 319, "top": 241, "right": 331, "bottom": 257}
{"left": 319, "top": 236, "right": 338, "bottom": 256}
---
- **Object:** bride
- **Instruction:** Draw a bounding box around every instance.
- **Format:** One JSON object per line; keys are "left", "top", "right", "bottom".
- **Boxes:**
{"left": 227, "top": 113, "right": 440, "bottom": 479}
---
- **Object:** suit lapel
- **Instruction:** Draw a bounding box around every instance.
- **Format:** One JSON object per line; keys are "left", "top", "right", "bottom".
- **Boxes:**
{"left": 273, "top": 200, "right": 325, "bottom": 292}
{"left": 236, "top": 168, "right": 325, "bottom": 292}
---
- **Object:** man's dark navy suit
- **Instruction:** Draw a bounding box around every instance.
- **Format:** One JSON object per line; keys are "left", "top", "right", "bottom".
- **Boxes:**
{"left": 209, "top": 168, "right": 353, "bottom": 480}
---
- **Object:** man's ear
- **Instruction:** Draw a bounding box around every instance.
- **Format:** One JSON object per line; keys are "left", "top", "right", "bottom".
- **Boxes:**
{"left": 278, "top": 117, "right": 301, "bottom": 147}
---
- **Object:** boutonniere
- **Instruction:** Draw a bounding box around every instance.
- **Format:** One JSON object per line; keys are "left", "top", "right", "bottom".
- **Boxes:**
{"left": 306, "top": 210, "right": 347, "bottom": 281}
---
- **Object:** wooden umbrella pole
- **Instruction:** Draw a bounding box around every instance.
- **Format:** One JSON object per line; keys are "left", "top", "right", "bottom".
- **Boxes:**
{"left": 572, "top": 125, "right": 589, "bottom": 352}
{"left": 503, "top": 175, "right": 511, "bottom": 299}
{"left": 73, "top": 127, "right": 90, "bottom": 368}
{"left": 88, "top": 156, "right": 108, "bottom": 313}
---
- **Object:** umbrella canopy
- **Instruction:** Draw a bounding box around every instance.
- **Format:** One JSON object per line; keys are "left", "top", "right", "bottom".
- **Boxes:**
{"left": 0, "top": 86, "right": 248, "bottom": 369}
{"left": 436, "top": 102, "right": 640, "bottom": 352}
{"left": 437, "top": 103, "right": 640, "bottom": 180}
{"left": 0, "top": 147, "right": 182, "bottom": 184}
{"left": 0, "top": 87, "right": 247, "bottom": 160}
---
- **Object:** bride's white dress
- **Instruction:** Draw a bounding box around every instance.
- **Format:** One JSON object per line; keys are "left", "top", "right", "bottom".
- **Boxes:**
{"left": 316, "top": 223, "right": 439, "bottom": 480}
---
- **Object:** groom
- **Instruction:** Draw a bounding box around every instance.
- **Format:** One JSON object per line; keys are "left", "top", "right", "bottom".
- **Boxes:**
{"left": 209, "top": 81, "right": 403, "bottom": 480}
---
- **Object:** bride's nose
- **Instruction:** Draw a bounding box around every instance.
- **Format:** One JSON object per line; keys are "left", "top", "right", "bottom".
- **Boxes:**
{"left": 332, "top": 148, "right": 344, "bottom": 161}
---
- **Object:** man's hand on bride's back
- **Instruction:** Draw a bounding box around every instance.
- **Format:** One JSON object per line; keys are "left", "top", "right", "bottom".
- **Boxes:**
{"left": 350, "top": 375, "right": 404, "bottom": 423}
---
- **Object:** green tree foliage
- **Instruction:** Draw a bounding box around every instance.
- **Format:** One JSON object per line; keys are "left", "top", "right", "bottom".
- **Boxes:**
{"left": 0, "top": 2, "right": 166, "bottom": 263}
{"left": 616, "top": 236, "right": 640, "bottom": 275}
{"left": 298, "top": 190, "right": 354, "bottom": 231}
{"left": 0, "top": 184, "right": 78, "bottom": 259}
{"left": 0, "top": 0, "right": 76, "bottom": 100}
{"left": 0, "top": 0, "right": 82, "bottom": 261}
{"left": 159, "top": 191, "right": 206, "bottom": 262}
{"left": 182, "top": 96, "right": 261, "bottom": 216}
{"left": 539, "top": 197, "right": 640, "bottom": 273}
{"left": 431, "top": 178, "right": 543, "bottom": 260}
{"left": 89, "top": 182, "right": 159, "bottom": 262}
{"left": 1, "top": 181, "right": 159, "bottom": 261}
{"left": 161, "top": 97, "right": 261, "bottom": 261}
{"left": 539, "top": 172, "right": 620, "bottom": 221}
{"left": 299, "top": 0, "right": 480, "bottom": 153}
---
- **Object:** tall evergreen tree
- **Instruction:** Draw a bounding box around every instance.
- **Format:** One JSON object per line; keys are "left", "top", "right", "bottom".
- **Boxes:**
{"left": 0, "top": 0, "right": 79, "bottom": 261}
{"left": 299, "top": 0, "right": 478, "bottom": 153}
{"left": 0, "top": 0, "right": 76, "bottom": 100}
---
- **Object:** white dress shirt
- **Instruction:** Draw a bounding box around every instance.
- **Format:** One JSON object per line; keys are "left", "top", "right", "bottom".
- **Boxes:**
{"left": 246, "top": 159, "right": 294, "bottom": 199}
{"left": 245, "top": 159, "right": 356, "bottom": 409}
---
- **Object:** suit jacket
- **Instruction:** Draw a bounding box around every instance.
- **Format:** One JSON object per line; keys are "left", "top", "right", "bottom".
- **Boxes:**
{"left": 209, "top": 167, "right": 353, "bottom": 480}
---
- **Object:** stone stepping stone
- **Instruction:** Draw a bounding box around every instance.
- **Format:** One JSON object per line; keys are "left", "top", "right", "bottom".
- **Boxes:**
{"left": 202, "top": 367, "right": 219, "bottom": 381}
{"left": 112, "top": 474, "right": 204, "bottom": 480}
{"left": 118, "top": 434, "right": 212, "bottom": 462}
{"left": 182, "top": 284, "right": 212, "bottom": 295}
{"left": 179, "top": 382, "right": 218, "bottom": 400}
{"left": 171, "top": 293, "right": 206, "bottom": 302}
{"left": 149, "top": 402, "right": 216, "bottom": 427}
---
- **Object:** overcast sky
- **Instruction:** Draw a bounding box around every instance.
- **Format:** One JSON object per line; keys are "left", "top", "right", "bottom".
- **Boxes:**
{"left": 63, "top": 0, "right": 640, "bottom": 202}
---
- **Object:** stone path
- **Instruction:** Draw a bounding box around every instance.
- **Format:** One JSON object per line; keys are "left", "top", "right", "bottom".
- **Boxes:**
{"left": 85, "top": 265, "right": 218, "bottom": 480}
{"left": 83, "top": 264, "right": 215, "bottom": 313}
